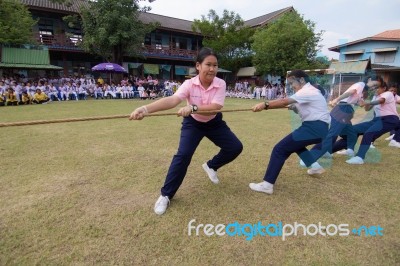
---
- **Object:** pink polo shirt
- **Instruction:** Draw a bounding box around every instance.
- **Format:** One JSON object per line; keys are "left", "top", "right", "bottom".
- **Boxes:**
{"left": 174, "top": 75, "right": 226, "bottom": 122}
{"left": 373, "top": 91, "right": 398, "bottom": 117}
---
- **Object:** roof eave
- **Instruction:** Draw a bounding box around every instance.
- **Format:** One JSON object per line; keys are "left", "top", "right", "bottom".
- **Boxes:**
{"left": 329, "top": 37, "right": 400, "bottom": 52}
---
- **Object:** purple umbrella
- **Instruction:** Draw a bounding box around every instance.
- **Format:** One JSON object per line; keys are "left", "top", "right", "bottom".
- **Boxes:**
{"left": 92, "top": 63, "right": 127, "bottom": 73}
{"left": 92, "top": 63, "right": 127, "bottom": 83}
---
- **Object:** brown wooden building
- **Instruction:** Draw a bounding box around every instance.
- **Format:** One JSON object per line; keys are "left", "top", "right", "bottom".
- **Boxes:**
{"left": 3, "top": 1, "right": 293, "bottom": 81}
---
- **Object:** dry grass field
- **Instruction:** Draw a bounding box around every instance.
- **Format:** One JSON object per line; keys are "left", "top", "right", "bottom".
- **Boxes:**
{"left": 0, "top": 98, "right": 399, "bottom": 265}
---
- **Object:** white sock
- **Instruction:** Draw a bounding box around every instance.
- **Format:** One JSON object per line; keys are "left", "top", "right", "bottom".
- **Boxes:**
{"left": 262, "top": 181, "right": 274, "bottom": 188}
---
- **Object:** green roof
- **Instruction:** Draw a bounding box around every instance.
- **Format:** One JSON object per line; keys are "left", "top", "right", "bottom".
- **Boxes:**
{"left": 0, "top": 63, "right": 62, "bottom": 70}
{"left": 0, "top": 46, "right": 62, "bottom": 70}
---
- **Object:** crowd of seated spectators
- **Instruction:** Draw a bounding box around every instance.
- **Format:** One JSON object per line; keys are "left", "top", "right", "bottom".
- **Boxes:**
{"left": 226, "top": 81, "right": 286, "bottom": 100}
{"left": 0, "top": 73, "right": 183, "bottom": 106}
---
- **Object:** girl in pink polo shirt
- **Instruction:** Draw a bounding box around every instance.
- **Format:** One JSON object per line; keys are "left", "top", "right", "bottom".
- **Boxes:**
{"left": 129, "top": 47, "right": 243, "bottom": 215}
{"left": 342, "top": 81, "right": 399, "bottom": 164}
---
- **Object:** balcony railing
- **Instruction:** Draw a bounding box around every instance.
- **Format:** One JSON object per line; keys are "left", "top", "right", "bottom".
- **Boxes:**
{"left": 141, "top": 45, "right": 197, "bottom": 59}
{"left": 34, "top": 33, "right": 83, "bottom": 50}
{"left": 33, "top": 33, "right": 198, "bottom": 59}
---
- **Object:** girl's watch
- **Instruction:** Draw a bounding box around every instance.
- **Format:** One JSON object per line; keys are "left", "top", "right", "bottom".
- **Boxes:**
{"left": 191, "top": 104, "right": 198, "bottom": 113}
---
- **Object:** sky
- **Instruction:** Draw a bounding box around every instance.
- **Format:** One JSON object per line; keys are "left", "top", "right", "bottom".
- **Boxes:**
{"left": 147, "top": 0, "right": 400, "bottom": 59}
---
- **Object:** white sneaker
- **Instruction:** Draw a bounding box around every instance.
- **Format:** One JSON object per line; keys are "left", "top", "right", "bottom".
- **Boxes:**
{"left": 385, "top": 134, "right": 394, "bottom": 141}
{"left": 336, "top": 149, "right": 355, "bottom": 156}
{"left": 370, "top": 143, "right": 376, "bottom": 149}
{"left": 202, "top": 163, "right": 219, "bottom": 184}
{"left": 307, "top": 167, "right": 325, "bottom": 175}
{"left": 388, "top": 139, "right": 400, "bottom": 148}
{"left": 346, "top": 156, "right": 364, "bottom": 165}
{"left": 249, "top": 181, "right": 273, "bottom": 194}
{"left": 154, "top": 195, "right": 170, "bottom": 215}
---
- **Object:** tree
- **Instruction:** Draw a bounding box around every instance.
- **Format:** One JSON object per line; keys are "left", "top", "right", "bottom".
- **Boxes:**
{"left": 79, "top": 0, "right": 157, "bottom": 64}
{"left": 192, "top": 9, "right": 255, "bottom": 72}
{"left": 0, "top": 0, "right": 37, "bottom": 45}
{"left": 251, "top": 10, "right": 323, "bottom": 77}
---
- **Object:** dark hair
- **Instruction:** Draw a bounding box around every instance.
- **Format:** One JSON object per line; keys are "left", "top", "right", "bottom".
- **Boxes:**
{"left": 363, "top": 75, "right": 383, "bottom": 93}
{"left": 388, "top": 82, "right": 398, "bottom": 89}
{"left": 195, "top": 47, "right": 218, "bottom": 63}
{"left": 381, "top": 81, "right": 389, "bottom": 91}
{"left": 287, "top": 70, "right": 310, "bottom": 83}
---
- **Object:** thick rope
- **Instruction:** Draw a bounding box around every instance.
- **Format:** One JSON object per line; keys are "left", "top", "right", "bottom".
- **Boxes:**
{"left": 0, "top": 108, "right": 252, "bottom": 128}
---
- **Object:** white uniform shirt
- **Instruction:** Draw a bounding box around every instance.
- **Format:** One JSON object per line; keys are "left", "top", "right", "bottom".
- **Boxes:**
{"left": 342, "top": 82, "right": 365, "bottom": 104}
{"left": 290, "top": 82, "right": 330, "bottom": 124}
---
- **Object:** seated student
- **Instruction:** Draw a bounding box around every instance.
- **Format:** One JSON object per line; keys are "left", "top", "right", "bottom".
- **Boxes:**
{"left": 141, "top": 90, "right": 149, "bottom": 100}
{"left": 104, "top": 83, "right": 116, "bottom": 99}
{"left": 77, "top": 82, "right": 88, "bottom": 100}
{"left": 94, "top": 84, "right": 104, "bottom": 99}
{"left": 33, "top": 88, "right": 50, "bottom": 104}
{"left": 149, "top": 90, "right": 157, "bottom": 100}
{"left": 19, "top": 90, "right": 33, "bottom": 105}
{"left": 0, "top": 90, "right": 5, "bottom": 106}
{"left": 48, "top": 84, "right": 60, "bottom": 101}
{"left": 5, "top": 88, "right": 18, "bottom": 106}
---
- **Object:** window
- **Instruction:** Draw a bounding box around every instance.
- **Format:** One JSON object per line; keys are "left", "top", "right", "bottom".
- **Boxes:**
{"left": 374, "top": 51, "right": 396, "bottom": 63}
{"left": 69, "top": 34, "right": 82, "bottom": 45}
{"left": 178, "top": 38, "right": 187, "bottom": 50}
{"left": 155, "top": 34, "right": 162, "bottom": 49}
{"left": 345, "top": 54, "right": 362, "bottom": 61}
{"left": 144, "top": 34, "right": 151, "bottom": 45}
{"left": 38, "top": 19, "right": 53, "bottom": 31}
{"left": 38, "top": 18, "right": 54, "bottom": 44}
{"left": 67, "top": 23, "right": 83, "bottom": 45}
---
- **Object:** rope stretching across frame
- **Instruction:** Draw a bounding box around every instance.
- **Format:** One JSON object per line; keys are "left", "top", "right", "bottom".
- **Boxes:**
{"left": 0, "top": 108, "right": 252, "bottom": 128}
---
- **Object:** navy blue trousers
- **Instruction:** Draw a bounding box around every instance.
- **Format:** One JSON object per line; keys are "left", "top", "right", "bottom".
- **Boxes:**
{"left": 310, "top": 104, "right": 356, "bottom": 162}
{"left": 263, "top": 120, "right": 328, "bottom": 184}
{"left": 393, "top": 120, "right": 400, "bottom": 142}
{"left": 161, "top": 113, "right": 243, "bottom": 199}
{"left": 332, "top": 115, "right": 399, "bottom": 158}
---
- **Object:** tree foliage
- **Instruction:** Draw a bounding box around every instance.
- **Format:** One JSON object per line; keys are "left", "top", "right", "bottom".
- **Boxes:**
{"left": 80, "top": 0, "right": 157, "bottom": 64}
{"left": 251, "top": 10, "right": 323, "bottom": 77}
{"left": 192, "top": 9, "right": 255, "bottom": 72}
{"left": 0, "top": 0, "right": 37, "bottom": 45}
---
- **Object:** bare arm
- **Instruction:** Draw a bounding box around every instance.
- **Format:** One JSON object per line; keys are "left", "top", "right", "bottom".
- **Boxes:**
{"left": 129, "top": 95, "right": 182, "bottom": 120}
{"left": 252, "top": 98, "right": 296, "bottom": 112}
{"left": 362, "top": 98, "right": 385, "bottom": 111}
{"left": 329, "top": 88, "right": 356, "bottom": 106}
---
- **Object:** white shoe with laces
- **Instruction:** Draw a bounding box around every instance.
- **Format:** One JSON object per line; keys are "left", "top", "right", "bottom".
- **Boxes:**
{"left": 388, "top": 139, "right": 400, "bottom": 148}
{"left": 249, "top": 181, "right": 274, "bottom": 194}
{"left": 154, "top": 195, "right": 170, "bottom": 215}
{"left": 346, "top": 156, "right": 364, "bottom": 165}
{"left": 202, "top": 163, "right": 219, "bottom": 184}
{"left": 336, "top": 149, "right": 355, "bottom": 156}
{"left": 307, "top": 162, "right": 325, "bottom": 175}
{"left": 385, "top": 134, "right": 394, "bottom": 141}
{"left": 307, "top": 167, "right": 325, "bottom": 175}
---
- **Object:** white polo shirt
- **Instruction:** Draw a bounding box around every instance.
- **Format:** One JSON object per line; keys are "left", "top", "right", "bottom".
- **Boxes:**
{"left": 341, "top": 82, "right": 365, "bottom": 104}
{"left": 290, "top": 82, "right": 330, "bottom": 124}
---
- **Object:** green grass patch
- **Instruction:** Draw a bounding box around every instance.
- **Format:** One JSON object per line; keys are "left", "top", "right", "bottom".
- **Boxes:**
{"left": 0, "top": 99, "right": 399, "bottom": 265}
